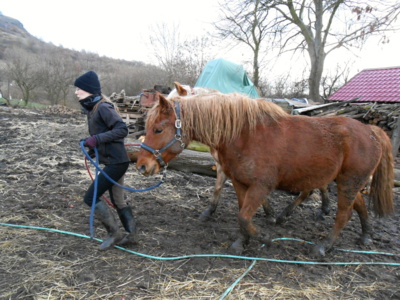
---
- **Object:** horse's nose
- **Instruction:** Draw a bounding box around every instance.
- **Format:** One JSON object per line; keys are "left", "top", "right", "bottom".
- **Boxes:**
{"left": 137, "top": 164, "right": 147, "bottom": 175}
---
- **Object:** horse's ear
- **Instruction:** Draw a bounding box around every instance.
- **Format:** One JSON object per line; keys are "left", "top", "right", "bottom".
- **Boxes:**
{"left": 158, "top": 93, "right": 173, "bottom": 113}
{"left": 174, "top": 82, "right": 188, "bottom": 96}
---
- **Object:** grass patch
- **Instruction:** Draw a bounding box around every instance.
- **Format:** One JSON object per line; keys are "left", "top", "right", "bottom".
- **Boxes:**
{"left": 0, "top": 98, "right": 49, "bottom": 109}
{"left": 187, "top": 141, "right": 210, "bottom": 152}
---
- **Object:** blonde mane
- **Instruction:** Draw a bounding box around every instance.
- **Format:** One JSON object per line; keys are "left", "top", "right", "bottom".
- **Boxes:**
{"left": 147, "top": 93, "right": 288, "bottom": 148}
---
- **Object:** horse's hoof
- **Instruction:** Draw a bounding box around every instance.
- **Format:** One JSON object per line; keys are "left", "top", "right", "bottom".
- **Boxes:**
{"left": 314, "top": 211, "right": 326, "bottom": 222}
{"left": 266, "top": 216, "right": 276, "bottom": 225}
{"left": 258, "top": 234, "right": 272, "bottom": 247}
{"left": 276, "top": 214, "right": 287, "bottom": 225}
{"left": 199, "top": 211, "right": 211, "bottom": 222}
{"left": 199, "top": 207, "right": 216, "bottom": 222}
{"left": 229, "top": 240, "right": 244, "bottom": 255}
{"left": 312, "top": 244, "right": 326, "bottom": 257}
{"left": 359, "top": 235, "right": 373, "bottom": 246}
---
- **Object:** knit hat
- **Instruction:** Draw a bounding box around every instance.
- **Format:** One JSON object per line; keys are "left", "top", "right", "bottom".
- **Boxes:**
{"left": 74, "top": 71, "right": 101, "bottom": 94}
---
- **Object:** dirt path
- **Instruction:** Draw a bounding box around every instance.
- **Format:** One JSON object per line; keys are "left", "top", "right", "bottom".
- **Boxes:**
{"left": 0, "top": 106, "right": 399, "bottom": 299}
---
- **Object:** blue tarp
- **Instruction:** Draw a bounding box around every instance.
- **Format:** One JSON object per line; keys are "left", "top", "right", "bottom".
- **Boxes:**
{"left": 195, "top": 58, "right": 260, "bottom": 99}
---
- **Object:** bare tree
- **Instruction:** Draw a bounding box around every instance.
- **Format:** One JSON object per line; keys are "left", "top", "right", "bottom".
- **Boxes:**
{"left": 257, "top": 77, "right": 274, "bottom": 96}
{"left": 4, "top": 47, "right": 44, "bottom": 106}
{"left": 264, "top": 0, "right": 400, "bottom": 102}
{"left": 0, "top": 76, "right": 12, "bottom": 105}
{"left": 171, "top": 37, "right": 214, "bottom": 86}
{"left": 321, "top": 63, "right": 352, "bottom": 101}
{"left": 149, "top": 23, "right": 214, "bottom": 86}
{"left": 41, "top": 49, "right": 77, "bottom": 106}
{"left": 272, "top": 75, "right": 292, "bottom": 98}
{"left": 105, "top": 63, "right": 169, "bottom": 96}
{"left": 214, "top": 0, "right": 273, "bottom": 88}
{"left": 149, "top": 23, "right": 181, "bottom": 84}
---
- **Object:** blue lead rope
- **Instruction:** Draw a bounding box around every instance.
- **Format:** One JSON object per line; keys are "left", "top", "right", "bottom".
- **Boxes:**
{"left": 89, "top": 152, "right": 100, "bottom": 238}
{"left": 80, "top": 141, "right": 166, "bottom": 237}
{"left": 80, "top": 141, "right": 166, "bottom": 192}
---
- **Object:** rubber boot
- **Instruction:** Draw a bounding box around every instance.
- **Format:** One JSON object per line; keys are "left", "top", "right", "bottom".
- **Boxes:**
{"left": 117, "top": 206, "right": 137, "bottom": 245}
{"left": 94, "top": 200, "right": 123, "bottom": 250}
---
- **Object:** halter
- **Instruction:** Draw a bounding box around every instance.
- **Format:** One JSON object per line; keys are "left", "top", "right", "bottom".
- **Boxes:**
{"left": 140, "top": 101, "right": 185, "bottom": 167}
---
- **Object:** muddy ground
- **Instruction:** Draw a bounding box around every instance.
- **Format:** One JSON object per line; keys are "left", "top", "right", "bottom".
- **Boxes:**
{"left": 0, "top": 106, "right": 399, "bottom": 300}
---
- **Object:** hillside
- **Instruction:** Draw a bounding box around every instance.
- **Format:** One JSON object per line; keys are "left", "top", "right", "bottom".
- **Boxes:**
{"left": 0, "top": 14, "right": 33, "bottom": 58}
{"left": 0, "top": 13, "right": 171, "bottom": 105}
{"left": 0, "top": 14, "right": 30, "bottom": 36}
{"left": 0, "top": 13, "right": 151, "bottom": 68}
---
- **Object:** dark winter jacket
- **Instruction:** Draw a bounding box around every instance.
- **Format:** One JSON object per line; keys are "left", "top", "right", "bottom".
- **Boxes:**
{"left": 82, "top": 98, "right": 130, "bottom": 165}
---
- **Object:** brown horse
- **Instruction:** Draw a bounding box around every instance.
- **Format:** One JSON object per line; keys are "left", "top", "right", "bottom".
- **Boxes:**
{"left": 169, "top": 82, "right": 330, "bottom": 224}
{"left": 137, "top": 93, "right": 394, "bottom": 256}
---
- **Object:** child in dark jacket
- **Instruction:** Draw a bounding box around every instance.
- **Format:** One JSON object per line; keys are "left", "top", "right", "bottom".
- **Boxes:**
{"left": 75, "top": 70, "right": 136, "bottom": 250}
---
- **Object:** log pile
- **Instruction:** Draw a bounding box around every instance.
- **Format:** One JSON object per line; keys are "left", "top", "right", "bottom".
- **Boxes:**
{"left": 302, "top": 102, "right": 400, "bottom": 136}
{"left": 296, "top": 101, "right": 400, "bottom": 157}
{"left": 109, "top": 90, "right": 144, "bottom": 137}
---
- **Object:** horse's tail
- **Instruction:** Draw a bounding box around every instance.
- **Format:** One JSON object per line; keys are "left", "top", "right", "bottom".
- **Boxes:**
{"left": 369, "top": 126, "right": 394, "bottom": 217}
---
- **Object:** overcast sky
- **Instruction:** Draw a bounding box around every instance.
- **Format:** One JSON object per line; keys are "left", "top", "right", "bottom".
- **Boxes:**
{"left": 1, "top": 0, "right": 220, "bottom": 63}
{"left": 1, "top": 0, "right": 399, "bottom": 79}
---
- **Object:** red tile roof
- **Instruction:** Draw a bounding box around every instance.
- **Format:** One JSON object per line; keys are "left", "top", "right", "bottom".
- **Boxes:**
{"left": 328, "top": 66, "right": 400, "bottom": 103}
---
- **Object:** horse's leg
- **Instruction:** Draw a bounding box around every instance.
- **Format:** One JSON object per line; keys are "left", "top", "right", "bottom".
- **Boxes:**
{"left": 315, "top": 185, "right": 330, "bottom": 221}
{"left": 276, "top": 185, "right": 331, "bottom": 224}
{"left": 262, "top": 198, "right": 276, "bottom": 224}
{"left": 313, "top": 183, "right": 358, "bottom": 256}
{"left": 230, "top": 183, "right": 271, "bottom": 254}
{"left": 276, "top": 190, "right": 311, "bottom": 224}
{"left": 229, "top": 180, "right": 249, "bottom": 253}
{"left": 352, "top": 192, "right": 373, "bottom": 245}
{"left": 199, "top": 163, "right": 228, "bottom": 221}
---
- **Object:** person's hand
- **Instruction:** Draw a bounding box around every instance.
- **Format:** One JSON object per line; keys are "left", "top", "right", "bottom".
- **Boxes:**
{"left": 84, "top": 135, "right": 98, "bottom": 149}
{"left": 88, "top": 149, "right": 96, "bottom": 158}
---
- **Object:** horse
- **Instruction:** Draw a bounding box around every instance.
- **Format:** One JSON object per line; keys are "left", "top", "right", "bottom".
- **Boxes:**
{"left": 168, "top": 82, "right": 331, "bottom": 224}
{"left": 137, "top": 92, "right": 394, "bottom": 256}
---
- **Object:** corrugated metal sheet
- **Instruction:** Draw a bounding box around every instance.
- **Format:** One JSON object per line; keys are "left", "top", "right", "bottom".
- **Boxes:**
{"left": 328, "top": 66, "right": 400, "bottom": 103}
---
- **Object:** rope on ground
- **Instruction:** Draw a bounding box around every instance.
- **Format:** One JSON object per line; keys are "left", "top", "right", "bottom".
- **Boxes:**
{"left": 1, "top": 222, "right": 399, "bottom": 264}
{"left": 2, "top": 223, "right": 399, "bottom": 300}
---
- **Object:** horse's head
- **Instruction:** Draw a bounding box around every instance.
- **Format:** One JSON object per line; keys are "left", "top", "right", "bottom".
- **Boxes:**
{"left": 136, "top": 93, "right": 188, "bottom": 176}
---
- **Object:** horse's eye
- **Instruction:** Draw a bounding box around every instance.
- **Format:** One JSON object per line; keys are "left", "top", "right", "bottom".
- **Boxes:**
{"left": 154, "top": 128, "right": 163, "bottom": 134}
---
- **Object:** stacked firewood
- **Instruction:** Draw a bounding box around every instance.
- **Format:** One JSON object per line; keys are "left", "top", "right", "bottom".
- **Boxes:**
{"left": 109, "top": 90, "right": 145, "bottom": 138}
{"left": 354, "top": 103, "right": 400, "bottom": 134}
{"left": 297, "top": 101, "right": 400, "bottom": 158}
{"left": 299, "top": 102, "right": 400, "bottom": 138}
{"left": 109, "top": 89, "right": 142, "bottom": 113}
